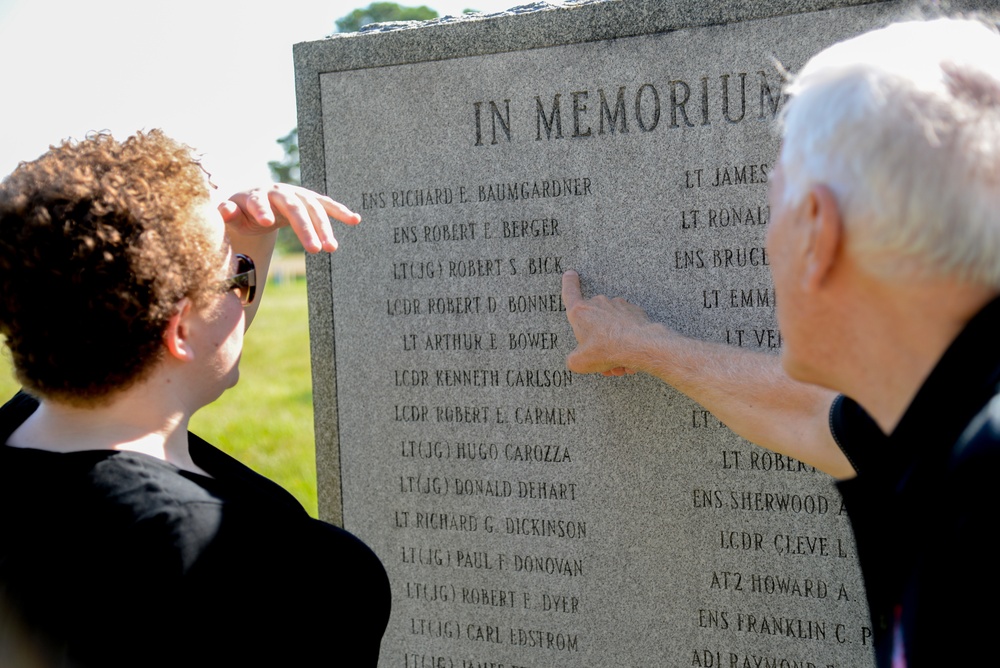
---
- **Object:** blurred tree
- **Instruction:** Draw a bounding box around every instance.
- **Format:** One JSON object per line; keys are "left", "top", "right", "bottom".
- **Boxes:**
{"left": 268, "top": 128, "right": 300, "bottom": 187}
{"left": 335, "top": 2, "right": 438, "bottom": 33}
{"left": 267, "top": 129, "right": 305, "bottom": 255}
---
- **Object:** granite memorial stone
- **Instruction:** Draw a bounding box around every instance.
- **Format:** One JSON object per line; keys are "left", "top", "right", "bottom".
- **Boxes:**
{"left": 293, "top": 1, "right": 981, "bottom": 665}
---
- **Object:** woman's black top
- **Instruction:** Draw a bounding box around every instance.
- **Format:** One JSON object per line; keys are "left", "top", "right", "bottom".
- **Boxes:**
{"left": 0, "top": 392, "right": 390, "bottom": 667}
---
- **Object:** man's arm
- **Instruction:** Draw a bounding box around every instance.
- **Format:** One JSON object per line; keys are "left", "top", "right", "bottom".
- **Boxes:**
{"left": 562, "top": 270, "right": 854, "bottom": 479}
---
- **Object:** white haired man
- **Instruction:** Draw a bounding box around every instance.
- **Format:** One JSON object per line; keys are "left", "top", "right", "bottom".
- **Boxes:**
{"left": 563, "top": 18, "right": 1000, "bottom": 667}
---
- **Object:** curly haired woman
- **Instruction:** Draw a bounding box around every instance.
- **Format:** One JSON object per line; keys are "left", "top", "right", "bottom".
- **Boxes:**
{"left": 0, "top": 130, "right": 389, "bottom": 667}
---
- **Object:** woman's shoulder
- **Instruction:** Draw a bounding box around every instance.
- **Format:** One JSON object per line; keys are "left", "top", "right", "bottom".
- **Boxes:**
{"left": 0, "top": 390, "right": 39, "bottom": 442}
{"left": 1, "top": 448, "right": 228, "bottom": 575}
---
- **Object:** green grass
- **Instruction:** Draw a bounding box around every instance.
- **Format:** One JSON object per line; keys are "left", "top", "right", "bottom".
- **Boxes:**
{"left": 0, "top": 278, "right": 319, "bottom": 516}
{"left": 0, "top": 355, "right": 19, "bottom": 411}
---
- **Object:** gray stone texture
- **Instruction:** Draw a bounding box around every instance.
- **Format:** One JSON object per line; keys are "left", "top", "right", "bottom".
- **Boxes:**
{"left": 295, "top": 1, "right": 995, "bottom": 665}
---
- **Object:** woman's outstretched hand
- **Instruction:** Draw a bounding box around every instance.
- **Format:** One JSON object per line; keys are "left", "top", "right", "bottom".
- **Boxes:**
{"left": 220, "top": 184, "right": 361, "bottom": 253}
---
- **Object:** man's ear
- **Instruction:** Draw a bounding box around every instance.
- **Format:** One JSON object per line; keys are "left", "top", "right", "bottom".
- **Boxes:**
{"left": 163, "top": 298, "right": 195, "bottom": 362}
{"left": 801, "top": 184, "right": 844, "bottom": 291}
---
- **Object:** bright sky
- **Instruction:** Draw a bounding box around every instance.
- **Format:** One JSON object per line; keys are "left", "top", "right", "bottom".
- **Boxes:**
{"left": 0, "top": 0, "right": 523, "bottom": 197}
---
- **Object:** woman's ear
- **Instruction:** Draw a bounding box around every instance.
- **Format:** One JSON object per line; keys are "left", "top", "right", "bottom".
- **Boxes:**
{"left": 163, "top": 298, "right": 195, "bottom": 362}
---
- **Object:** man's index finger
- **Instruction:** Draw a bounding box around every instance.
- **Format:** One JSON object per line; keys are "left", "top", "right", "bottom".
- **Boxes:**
{"left": 561, "top": 270, "right": 583, "bottom": 309}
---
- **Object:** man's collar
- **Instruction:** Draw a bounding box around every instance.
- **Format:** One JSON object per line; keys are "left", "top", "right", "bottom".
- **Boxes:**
{"left": 885, "top": 295, "right": 1000, "bottom": 476}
